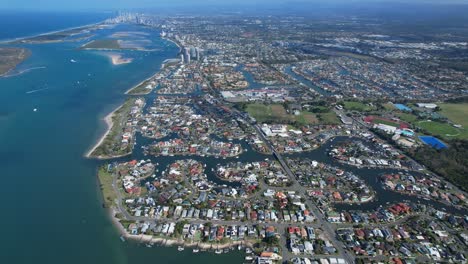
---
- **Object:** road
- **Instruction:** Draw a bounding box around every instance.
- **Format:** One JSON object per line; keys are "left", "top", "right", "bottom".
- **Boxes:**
{"left": 111, "top": 74, "right": 356, "bottom": 263}
{"left": 246, "top": 116, "right": 355, "bottom": 263}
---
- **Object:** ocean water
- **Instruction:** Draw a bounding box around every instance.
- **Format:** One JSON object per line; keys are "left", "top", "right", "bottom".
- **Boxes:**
{"left": 0, "top": 13, "right": 244, "bottom": 264}
{"left": 4, "top": 12, "right": 465, "bottom": 264}
{"left": 0, "top": 11, "right": 111, "bottom": 41}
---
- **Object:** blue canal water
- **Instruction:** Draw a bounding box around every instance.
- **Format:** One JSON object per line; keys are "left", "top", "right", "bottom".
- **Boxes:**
{"left": 283, "top": 66, "right": 330, "bottom": 96}
{"left": 0, "top": 13, "right": 244, "bottom": 264}
{"left": 0, "top": 12, "right": 465, "bottom": 264}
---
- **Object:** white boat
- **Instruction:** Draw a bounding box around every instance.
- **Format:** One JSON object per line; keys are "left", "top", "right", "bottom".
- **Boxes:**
{"left": 70, "top": 59, "right": 77, "bottom": 63}
{"left": 245, "top": 256, "right": 254, "bottom": 261}
{"left": 177, "top": 246, "right": 185, "bottom": 251}
{"left": 245, "top": 248, "right": 252, "bottom": 254}
{"left": 192, "top": 248, "right": 200, "bottom": 253}
{"left": 33, "top": 108, "right": 37, "bottom": 112}
{"left": 215, "top": 249, "right": 222, "bottom": 254}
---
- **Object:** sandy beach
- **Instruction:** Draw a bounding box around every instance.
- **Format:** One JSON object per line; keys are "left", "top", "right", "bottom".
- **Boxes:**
{"left": 109, "top": 53, "right": 133, "bottom": 65}
{"left": 0, "top": 21, "right": 104, "bottom": 44}
{"left": 85, "top": 105, "right": 118, "bottom": 158}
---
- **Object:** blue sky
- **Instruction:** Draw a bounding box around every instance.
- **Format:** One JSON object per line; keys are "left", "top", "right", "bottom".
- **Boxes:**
{"left": 1, "top": 0, "right": 467, "bottom": 10}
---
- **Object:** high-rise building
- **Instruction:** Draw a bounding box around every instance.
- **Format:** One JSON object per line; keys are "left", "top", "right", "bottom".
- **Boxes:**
{"left": 190, "top": 47, "right": 197, "bottom": 60}
{"left": 184, "top": 48, "right": 191, "bottom": 64}
{"left": 195, "top": 48, "right": 200, "bottom": 61}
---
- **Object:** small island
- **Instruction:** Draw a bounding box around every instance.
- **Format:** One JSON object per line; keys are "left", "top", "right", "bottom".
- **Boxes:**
{"left": 80, "top": 39, "right": 122, "bottom": 50}
{"left": 0, "top": 47, "right": 31, "bottom": 76}
{"left": 106, "top": 53, "right": 133, "bottom": 65}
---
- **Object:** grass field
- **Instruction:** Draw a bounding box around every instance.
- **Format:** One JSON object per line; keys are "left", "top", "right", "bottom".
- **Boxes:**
{"left": 245, "top": 103, "right": 319, "bottom": 125}
{"left": 296, "top": 112, "right": 319, "bottom": 125}
{"left": 417, "top": 120, "right": 464, "bottom": 139}
{"left": 383, "top": 103, "right": 395, "bottom": 111}
{"left": 245, "top": 103, "right": 277, "bottom": 123}
{"left": 317, "top": 111, "right": 340, "bottom": 124}
{"left": 395, "top": 112, "right": 418, "bottom": 123}
{"left": 97, "top": 166, "right": 116, "bottom": 208}
{"left": 439, "top": 103, "right": 468, "bottom": 128}
{"left": 343, "top": 101, "right": 376, "bottom": 112}
{"left": 411, "top": 103, "right": 468, "bottom": 140}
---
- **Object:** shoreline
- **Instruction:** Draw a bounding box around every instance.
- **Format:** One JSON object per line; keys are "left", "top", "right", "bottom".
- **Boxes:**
{"left": 161, "top": 36, "right": 182, "bottom": 50}
{"left": 0, "top": 48, "right": 32, "bottom": 77}
{"left": 124, "top": 36, "right": 181, "bottom": 95}
{"left": 125, "top": 72, "right": 159, "bottom": 95}
{"left": 85, "top": 105, "right": 120, "bottom": 158}
{"left": 109, "top": 53, "right": 133, "bottom": 65}
{"left": 109, "top": 209, "right": 253, "bottom": 251}
{"left": 0, "top": 21, "right": 106, "bottom": 44}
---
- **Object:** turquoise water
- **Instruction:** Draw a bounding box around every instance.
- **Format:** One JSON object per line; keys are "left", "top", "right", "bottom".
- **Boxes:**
{"left": 0, "top": 23, "right": 244, "bottom": 264}
{"left": 0, "top": 11, "right": 111, "bottom": 41}
{"left": 4, "top": 14, "right": 465, "bottom": 264}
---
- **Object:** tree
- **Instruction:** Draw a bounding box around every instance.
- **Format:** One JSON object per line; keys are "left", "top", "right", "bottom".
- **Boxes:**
{"left": 263, "top": 236, "right": 279, "bottom": 245}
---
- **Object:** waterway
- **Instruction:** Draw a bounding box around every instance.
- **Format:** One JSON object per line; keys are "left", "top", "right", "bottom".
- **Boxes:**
{"left": 0, "top": 20, "right": 245, "bottom": 264}
{"left": 283, "top": 65, "right": 330, "bottom": 96}
{"left": 286, "top": 136, "right": 467, "bottom": 215}
{"left": 1, "top": 14, "right": 466, "bottom": 264}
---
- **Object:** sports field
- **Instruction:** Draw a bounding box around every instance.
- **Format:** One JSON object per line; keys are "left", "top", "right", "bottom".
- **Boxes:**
{"left": 417, "top": 120, "right": 465, "bottom": 139}
{"left": 245, "top": 103, "right": 323, "bottom": 125}
{"left": 343, "top": 101, "right": 376, "bottom": 112}
{"left": 395, "top": 112, "right": 418, "bottom": 123}
{"left": 411, "top": 103, "right": 468, "bottom": 140}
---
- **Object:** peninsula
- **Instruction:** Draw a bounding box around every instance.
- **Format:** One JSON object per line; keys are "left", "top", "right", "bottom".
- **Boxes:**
{"left": 87, "top": 98, "right": 145, "bottom": 159}
{"left": 0, "top": 47, "right": 31, "bottom": 76}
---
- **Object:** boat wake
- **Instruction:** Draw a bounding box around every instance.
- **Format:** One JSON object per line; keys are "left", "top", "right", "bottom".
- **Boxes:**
{"left": 4, "top": 66, "right": 47, "bottom": 78}
{"left": 26, "top": 87, "right": 50, "bottom": 94}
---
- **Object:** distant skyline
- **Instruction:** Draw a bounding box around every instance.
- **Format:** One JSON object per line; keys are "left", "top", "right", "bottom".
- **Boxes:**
{"left": 1, "top": 0, "right": 468, "bottom": 11}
